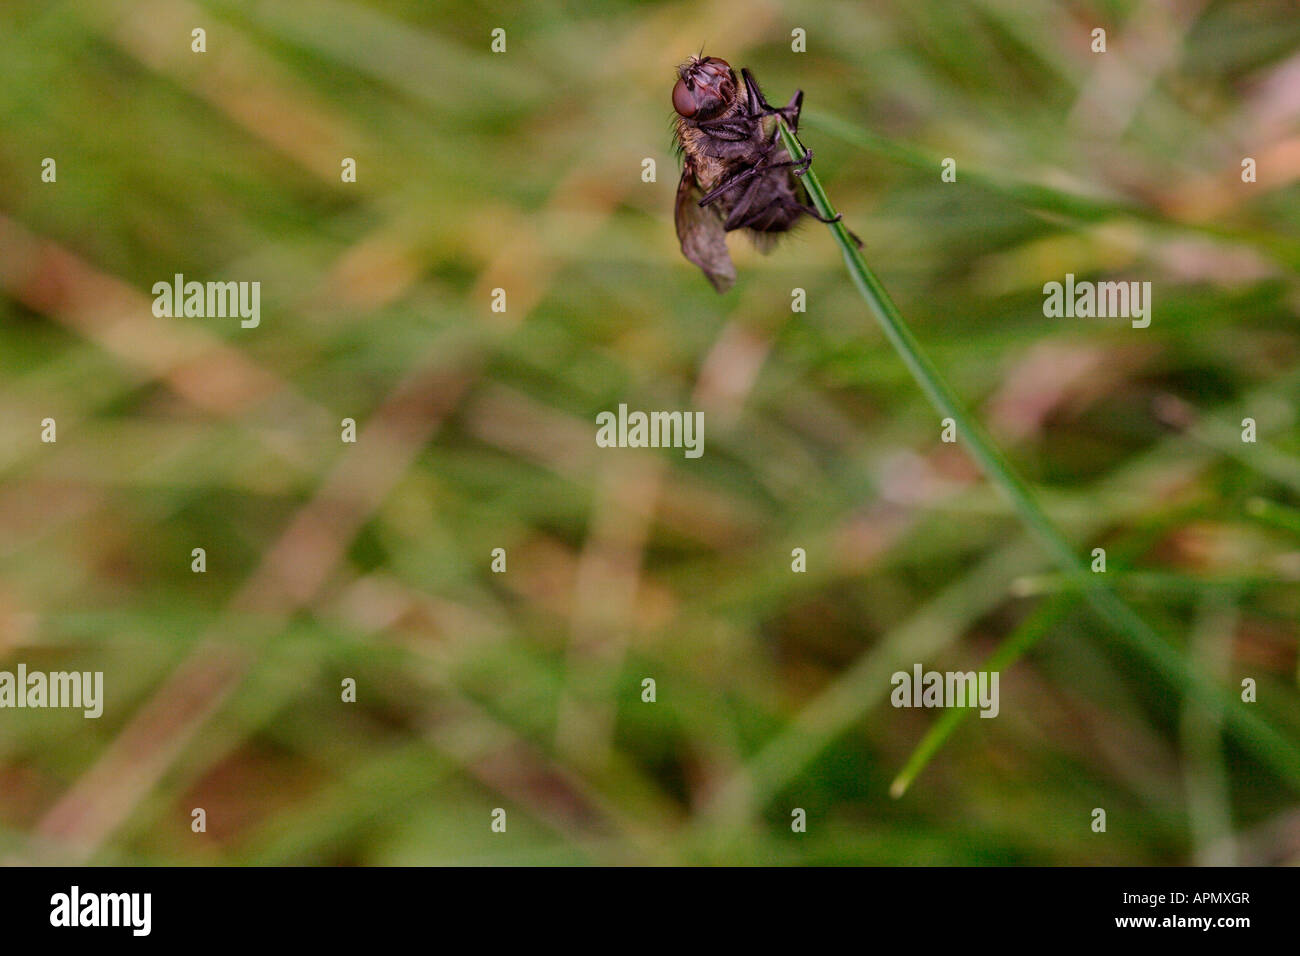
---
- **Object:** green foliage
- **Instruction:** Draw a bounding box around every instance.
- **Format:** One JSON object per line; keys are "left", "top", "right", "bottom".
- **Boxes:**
{"left": 0, "top": 0, "right": 1297, "bottom": 865}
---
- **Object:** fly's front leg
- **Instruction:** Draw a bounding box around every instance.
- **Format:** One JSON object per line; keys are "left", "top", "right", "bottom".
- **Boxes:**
{"left": 742, "top": 69, "right": 803, "bottom": 128}
{"left": 778, "top": 90, "right": 803, "bottom": 131}
{"left": 694, "top": 119, "right": 751, "bottom": 142}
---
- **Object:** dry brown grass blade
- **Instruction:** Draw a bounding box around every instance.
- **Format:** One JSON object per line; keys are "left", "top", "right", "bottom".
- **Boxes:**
{"left": 27, "top": 359, "right": 476, "bottom": 862}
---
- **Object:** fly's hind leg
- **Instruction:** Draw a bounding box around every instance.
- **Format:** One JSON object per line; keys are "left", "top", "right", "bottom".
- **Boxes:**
{"left": 782, "top": 198, "right": 864, "bottom": 247}
{"left": 721, "top": 175, "right": 770, "bottom": 231}
{"left": 803, "top": 205, "right": 841, "bottom": 224}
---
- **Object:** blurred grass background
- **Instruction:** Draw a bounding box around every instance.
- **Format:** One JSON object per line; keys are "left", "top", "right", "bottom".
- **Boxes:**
{"left": 0, "top": 0, "right": 1298, "bottom": 865}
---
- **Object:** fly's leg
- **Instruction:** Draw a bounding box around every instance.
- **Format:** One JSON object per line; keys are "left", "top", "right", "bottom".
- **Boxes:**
{"left": 743, "top": 69, "right": 803, "bottom": 129}
{"left": 698, "top": 154, "right": 812, "bottom": 207}
{"left": 781, "top": 198, "right": 864, "bottom": 247}
{"left": 780, "top": 197, "right": 840, "bottom": 224}
{"left": 698, "top": 168, "right": 759, "bottom": 207}
{"left": 760, "top": 139, "right": 813, "bottom": 176}
{"left": 721, "top": 175, "right": 769, "bottom": 231}
{"left": 742, "top": 69, "right": 797, "bottom": 121}
{"left": 693, "top": 119, "right": 752, "bottom": 142}
{"left": 797, "top": 202, "right": 840, "bottom": 224}
{"left": 741, "top": 67, "right": 768, "bottom": 116}
{"left": 774, "top": 90, "right": 803, "bottom": 131}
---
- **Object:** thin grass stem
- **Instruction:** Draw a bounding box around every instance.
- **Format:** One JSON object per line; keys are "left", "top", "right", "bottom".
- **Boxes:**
{"left": 776, "top": 118, "right": 1300, "bottom": 794}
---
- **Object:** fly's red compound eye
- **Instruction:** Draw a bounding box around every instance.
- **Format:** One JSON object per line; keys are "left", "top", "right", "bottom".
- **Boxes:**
{"left": 672, "top": 77, "right": 697, "bottom": 117}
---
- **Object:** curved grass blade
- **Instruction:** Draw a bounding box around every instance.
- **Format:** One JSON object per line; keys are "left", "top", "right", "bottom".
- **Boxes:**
{"left": 889, "top": 594, "right": 1075, "bottom": 798}
{"left": 776, "top": 118, "right": 1300, "bottom": 794}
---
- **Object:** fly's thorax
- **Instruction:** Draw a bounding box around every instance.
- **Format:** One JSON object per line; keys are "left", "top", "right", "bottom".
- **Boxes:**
{"left": 677, "top": 105, "right": 754, "bottom": 190}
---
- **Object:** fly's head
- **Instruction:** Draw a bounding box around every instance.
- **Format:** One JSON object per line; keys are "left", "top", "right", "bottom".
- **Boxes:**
{"left": 672, "top": 56, "right": 738, "bottom": 121}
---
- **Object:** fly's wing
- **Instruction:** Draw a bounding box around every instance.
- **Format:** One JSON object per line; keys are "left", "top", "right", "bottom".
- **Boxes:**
{"left": 675, "top": 159, "right": 735, "bottom": 293}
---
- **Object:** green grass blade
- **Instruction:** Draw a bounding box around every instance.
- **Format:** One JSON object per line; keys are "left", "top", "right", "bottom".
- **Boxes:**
{"left": 777, "top": 118, "right": 1300, "bottom": 793}
{"left": 890, "top": 594, "right": 1076, "bottom": 798}
{"left": 1246, "top": 497, "right": 1300, "bottom": 536}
